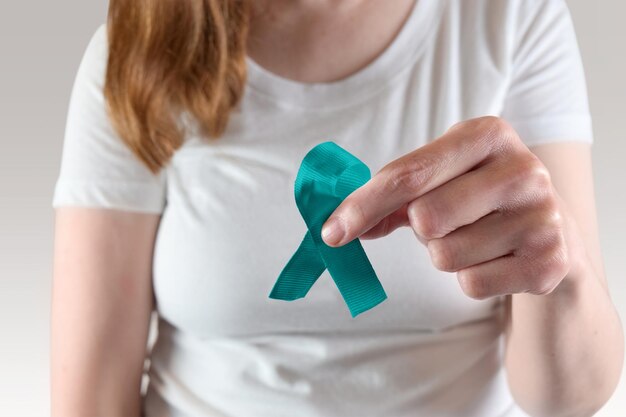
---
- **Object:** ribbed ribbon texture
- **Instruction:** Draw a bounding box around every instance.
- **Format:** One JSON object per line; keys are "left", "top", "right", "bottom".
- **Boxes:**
{"left": 269, "top": 141, "right": 388, "bottom": 317}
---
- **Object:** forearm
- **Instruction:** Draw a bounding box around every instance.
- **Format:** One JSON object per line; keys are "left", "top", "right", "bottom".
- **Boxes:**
{"left": 51, "top": 325, "right": 146, "bottom": 417}
{"left": 51, "top": 209, "right": 159, "bottom": 417}
{"left": 504, "top": 257, "right": 624, "bottom": 417}
{"left": 51, "top": 382, "right": 142, "bottom": 417}
{"left": 50, "top": 268, "right": 150, "bottom": 417}
{"left": 51, "top": 307, "right": 147, "bottom": 417}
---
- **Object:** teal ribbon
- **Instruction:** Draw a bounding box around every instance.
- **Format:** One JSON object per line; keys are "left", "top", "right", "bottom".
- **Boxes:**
{"left": 269, "top": 141, "right": 387, "bottom": 317}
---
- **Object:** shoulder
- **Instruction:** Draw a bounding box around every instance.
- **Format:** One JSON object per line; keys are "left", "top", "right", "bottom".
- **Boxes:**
{"left": 436, "top": 0, "right": 580, "bottom": 77}
{"left": 445, "top": 0, "right": 571, "bottom": 21}
{"left": 442, "top": 0, "right": 573, "bottom": 42}
{"left": 75, "top": 23, "right": 109, "bottom": 85}
{"left": 81, "top": 22, "right": 108, "bottom": 62}
{"left": 92, "top": 22, "right": 108, "bottom": 46}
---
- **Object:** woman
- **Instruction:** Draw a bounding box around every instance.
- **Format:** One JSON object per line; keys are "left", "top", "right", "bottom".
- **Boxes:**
{"left": 50, "top": 0, "right": 624, "bottom": 416}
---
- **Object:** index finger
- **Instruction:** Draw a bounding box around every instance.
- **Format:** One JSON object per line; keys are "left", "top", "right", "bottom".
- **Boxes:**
{"left": 321, "top": 117, "right": 514, "bottom": 247}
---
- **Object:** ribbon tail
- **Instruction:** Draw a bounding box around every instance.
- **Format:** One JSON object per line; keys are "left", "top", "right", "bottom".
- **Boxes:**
{"left": 321, "top": 239, "right": 388, "bottom": 318}
{"left": 269, "top": 230, "right": 326, "bottom": 300}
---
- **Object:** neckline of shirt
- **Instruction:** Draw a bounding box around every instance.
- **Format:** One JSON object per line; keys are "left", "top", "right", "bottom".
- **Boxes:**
{"left": 244, "top": 0, "right": 445, "bottom": 111}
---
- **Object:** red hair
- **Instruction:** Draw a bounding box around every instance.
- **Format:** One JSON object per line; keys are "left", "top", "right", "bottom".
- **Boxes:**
{"left": 103, "top": 0, "right": 250, "bottom": 174}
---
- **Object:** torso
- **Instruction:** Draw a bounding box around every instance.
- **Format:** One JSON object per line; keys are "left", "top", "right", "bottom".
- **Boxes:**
{"left": 144, "top": 1, "right": 538, "bottom": 415}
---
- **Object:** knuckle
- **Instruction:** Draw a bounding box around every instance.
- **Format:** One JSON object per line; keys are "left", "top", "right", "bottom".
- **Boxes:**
{"left": 407, "top": 199, "right": 441, "bottom": 240}
{"left": 479, "top": 116, "right": 516, "bottom": 146}
{"left": 526, "top": 245, "right": 569, "bottom": 295}
{"left": 517, "top": 225, "right": 549, "bottom": 253}
{"left": 529, "top": 159, "right": 552, "bottom": 190}
{"left": 505, "top": 157, "right": 553, "bottom": 209}
{"left": 383, "top": 157, "right": 437, "bottom": 195}
{"left": 528, "top": 275, "right": 557, "bottom": 296}
{"left": 448, "top": 116, "right": 519, "bottom": 155}
{"left": 542, "top": 204, "right": 565, "bottom": 241}
{"left": 428, "top": 239, "right": 456, "bottom": 272}
{"left": 457, "top": 270, "right": 489, "bottom": 300}
{"left": 483, "top": 115, "right": 510, "bottom": 134}
{"left": 341, "top": 201, "right": 368, "bottom": 235}
{"left": 516, "top": 156, "right": 550, "bottom": 186}
{"left": 519, "top": 204, "right": 563, "bottom": 252}
{"left": 446, "top": 118, "right": 473, "bottom": 134}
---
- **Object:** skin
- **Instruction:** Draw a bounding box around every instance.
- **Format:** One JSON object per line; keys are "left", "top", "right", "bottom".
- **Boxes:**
{"left": 51, "top": 209, "right": 160, "bottom": 416}
{"left": 321, "top": 117, "right": 625, "bottom": 416}
{"left": 52, "top": 3, "right": 416, "bottom": 416}
{"left": 51, "top": 0, "right": 624, "bottom": 416}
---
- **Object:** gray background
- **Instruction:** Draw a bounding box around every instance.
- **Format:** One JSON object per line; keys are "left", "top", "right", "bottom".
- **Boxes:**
{"left": 0, "top": 1, "right": 624, "bottom": 415}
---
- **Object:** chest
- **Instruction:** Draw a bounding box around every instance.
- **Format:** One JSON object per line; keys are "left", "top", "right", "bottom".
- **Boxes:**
{"left": 151, "top": 15, "right": 512, "bottom": 338}
{"left": 152, "top": 106, "right": 505, "bottom": 339}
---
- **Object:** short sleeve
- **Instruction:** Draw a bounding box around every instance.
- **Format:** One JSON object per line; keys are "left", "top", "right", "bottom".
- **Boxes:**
{"left": 501, "top": 0, "right": 594, "bottom": 147}
{"left": 51, "top": 23, "right": 167, "bottom": 214}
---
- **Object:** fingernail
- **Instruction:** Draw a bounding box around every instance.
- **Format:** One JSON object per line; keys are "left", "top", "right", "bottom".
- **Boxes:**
{"left": 322, "top": 217, "right": 345, "bottom": 246}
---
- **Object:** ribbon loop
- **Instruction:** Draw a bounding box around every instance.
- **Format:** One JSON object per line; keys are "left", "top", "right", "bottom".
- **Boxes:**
{"left": 269, "top": 141, "right": 387, "bottom": 317}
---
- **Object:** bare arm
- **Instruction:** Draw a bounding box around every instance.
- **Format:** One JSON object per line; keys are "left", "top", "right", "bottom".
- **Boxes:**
{"left": 318, "top": 117, "right": 624, "bottom": 416}
{"left": 504, "top": 142, "right": 624, "bottom": 417}
{"left": 51, "top": 207, "right": 161, "bottom": 417}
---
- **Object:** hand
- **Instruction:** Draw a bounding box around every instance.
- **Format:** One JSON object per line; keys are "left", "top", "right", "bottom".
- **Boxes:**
{"left": 321, "top": 116, "right": 587, "bottom": 299}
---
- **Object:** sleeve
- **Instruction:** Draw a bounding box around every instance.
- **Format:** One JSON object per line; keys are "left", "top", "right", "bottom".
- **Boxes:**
{"left": 51, "top": 23, "right": 167, "bottom": 214}
{"left": 500, "top": 0, "right": 594, "bottom": 147}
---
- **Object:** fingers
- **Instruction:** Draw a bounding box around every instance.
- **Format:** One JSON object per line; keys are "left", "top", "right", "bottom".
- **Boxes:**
{"left": 359, "top": 150, "right": 546, "bottom": 245}
{"left": 322, "top": 116, "right": 518, "bottom": 247}
{"left": 425, "top": 210, "right": 522, "bottom": 273}
{"left": 447, "top": 207, "right": 570, "bottom": 299}
{"left": 455, "top": 244, "right": 569, "bottom": 300}
{"left": 406, "top": 154, "right": 547, "bottom": 241}
{"left": 358, "top": 203, "right": 410, "bottom": 240}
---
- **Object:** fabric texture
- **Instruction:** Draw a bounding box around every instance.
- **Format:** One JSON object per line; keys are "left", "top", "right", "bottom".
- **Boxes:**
{"left": 269, "top": 141, "right": 387, "bottom": 317}
{"left": 52, "top": 0, "right": 593, "bottom": 416}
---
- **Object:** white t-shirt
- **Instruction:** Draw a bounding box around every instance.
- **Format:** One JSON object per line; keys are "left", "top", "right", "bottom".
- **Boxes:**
{"left": 52, "top": 0, "right": 593, "bottom": 416}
